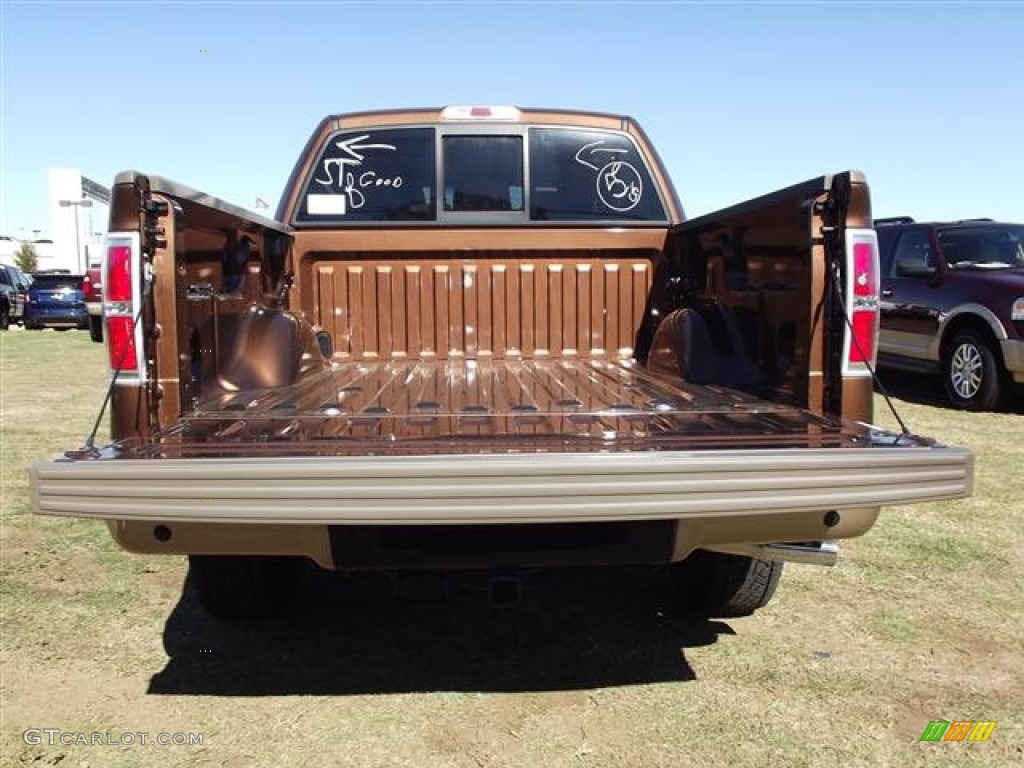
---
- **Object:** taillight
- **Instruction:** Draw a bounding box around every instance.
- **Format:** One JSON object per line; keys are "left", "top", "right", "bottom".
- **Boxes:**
{"left": 82, "top": 271, "right": 101, "bottom": 302}
{"left": 848, "top": 311, "right": 877, "bottom": 364}
{"left": 102, "top": 233, "right": 144, "bottom": 380}
{"left": 852, "top": 241, "right": 876, "bottom": 297}
{"left": 844, "top": 230, "right": 880, "bottom": 374}
{"left": 106, "top": 316, "right": 139, "bottom": 373}
{"left": 105, "top": 245, "right": 133, "bottom": 303}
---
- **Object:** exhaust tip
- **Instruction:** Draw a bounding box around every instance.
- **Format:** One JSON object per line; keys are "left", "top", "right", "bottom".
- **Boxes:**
{"left": 704, "top": 540, "right": 840, "bottom": 567}
{"left": 757, "top": 540, "right": 839, "bottom": 567}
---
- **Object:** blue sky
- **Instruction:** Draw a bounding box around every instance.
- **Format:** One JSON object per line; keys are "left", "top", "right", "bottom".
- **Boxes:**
{"left": 2, "top": 0, "right": 1022, "bottom": 235}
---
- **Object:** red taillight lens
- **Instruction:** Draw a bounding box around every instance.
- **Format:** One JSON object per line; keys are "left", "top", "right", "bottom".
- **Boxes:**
{"left": 852, "top": 242, "right": 876, "bottom": 297}
{"left": 83, "top": 273, "right": 99, "bottom": 301}
{"left": 848, "top": 310, "right": 877, "bottom": 364}
{"left": 106, "top": 316, "right": 138, "bottom": 372}
{"left": 106, "top": 245, "right": 133, "bottom": 302}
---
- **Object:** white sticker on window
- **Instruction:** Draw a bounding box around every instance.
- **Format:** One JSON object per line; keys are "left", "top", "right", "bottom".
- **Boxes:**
{"left": 307, "top": 194, "right": 347, "bottom": 215}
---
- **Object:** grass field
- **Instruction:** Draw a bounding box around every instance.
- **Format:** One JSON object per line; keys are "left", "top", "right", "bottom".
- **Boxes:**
{"left": 2, "top": 330, "right": 1022, "bottom": 767}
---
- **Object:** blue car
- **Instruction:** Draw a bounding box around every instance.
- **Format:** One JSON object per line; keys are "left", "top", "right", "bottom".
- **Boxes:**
{"left": 25, "top": 273, "right": 88, "bottom": 330}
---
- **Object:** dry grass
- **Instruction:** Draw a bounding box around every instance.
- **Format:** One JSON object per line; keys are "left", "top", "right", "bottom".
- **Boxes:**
{"left": 2, "top": 330, "right": 1022, "bottom": 767}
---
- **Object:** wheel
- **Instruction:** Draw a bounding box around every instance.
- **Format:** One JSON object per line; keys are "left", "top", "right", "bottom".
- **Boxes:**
{"left": 88, "top": 315, "right": 103, "bottom": 343}
{"left": 189, "top": 555, "right": 306, "bottom": 622}
{"left": 0, "top": 307, "right": 8, "bottom": 330}
{"left": 671, "top": 550, "right": 783, "bottom": 618}
{"left": 942, "top": 330, "right": 1007, "bottom": 411}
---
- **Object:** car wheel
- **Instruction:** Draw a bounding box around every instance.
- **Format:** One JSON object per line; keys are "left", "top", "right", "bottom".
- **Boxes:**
{"left": 942, "top": 330, "right": 1007, "bottom": 411}
{"left": 189, "top": 555, "right": 306, "bottom": 622}
{"left": 0, "top": 305, "right": 9, "bottom": 330}
{"left": 88, "top": 315, "right": 104, "bottom": 343}
{"left": 671, "top": 549, "right": 783, "bottom": 618}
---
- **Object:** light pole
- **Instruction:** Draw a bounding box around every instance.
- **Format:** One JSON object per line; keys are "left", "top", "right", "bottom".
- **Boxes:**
{"left": 59, "top": 198, "right": 93, "bottom": 273}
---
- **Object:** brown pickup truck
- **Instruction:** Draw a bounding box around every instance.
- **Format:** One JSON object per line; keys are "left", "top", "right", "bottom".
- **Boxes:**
{"left": 31, "top": 107, "right": 973, "bottom": 621}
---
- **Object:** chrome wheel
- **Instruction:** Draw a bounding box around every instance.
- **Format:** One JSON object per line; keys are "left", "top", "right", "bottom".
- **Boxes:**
{"left": 943, "top": 330, "right": 1005, "bottom": 411}
{"left": 949, "top": 341, "right": 983, "bottom": 399}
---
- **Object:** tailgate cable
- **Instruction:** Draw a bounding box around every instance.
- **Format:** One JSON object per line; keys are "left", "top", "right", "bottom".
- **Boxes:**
{"left": 67, "top": 264, "right": 153, "bottom": 459}
{"left": 829, "top": 259, "right": 912, "bottom": 440}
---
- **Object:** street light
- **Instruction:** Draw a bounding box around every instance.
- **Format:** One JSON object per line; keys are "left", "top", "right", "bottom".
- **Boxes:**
{"left": 59, "top": 198, "right": 93, "bottom": 273}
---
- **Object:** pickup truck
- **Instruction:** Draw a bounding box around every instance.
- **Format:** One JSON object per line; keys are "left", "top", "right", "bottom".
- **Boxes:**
{"left": 30, "top": 106, "right": 973, "bottom": 622}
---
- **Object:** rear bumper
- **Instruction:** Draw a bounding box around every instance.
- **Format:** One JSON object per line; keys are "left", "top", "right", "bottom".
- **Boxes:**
{"left": 32, "top": 446, "right": 973, "bottom": 568}
{"left": 86, "top": 300, "right": 102, "bottom": 317}
{"left": 31, "top": 447, "right": 973, "bottom": 526}
{"left": 26, "top": 307, "right": 87, "bottom": 327}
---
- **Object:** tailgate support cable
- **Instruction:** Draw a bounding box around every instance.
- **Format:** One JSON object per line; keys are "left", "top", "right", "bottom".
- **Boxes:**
{"left": 67, "top": 267, "right": 153, "bottom": 459}
{"left": 829, "top": 258, "right": 911, "bottom": 439}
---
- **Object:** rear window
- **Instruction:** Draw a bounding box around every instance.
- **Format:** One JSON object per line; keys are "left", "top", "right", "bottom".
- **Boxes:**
{"left": 443, "top": 135, "right": 524, "bottom": 212}
{"left": 31, "top": 275, "right": 83, "bottom": 291}
{"left": 298, "top": 127, "right": 436, "bottom": 223}
{"left": 938, "top": 226, "right": 1024, "bottom": 268}
{"left": 295, "top": 124, "right": 669, "bottom": 226}
{"left": 529, "top": 128, "right": 666, "bottom": 222}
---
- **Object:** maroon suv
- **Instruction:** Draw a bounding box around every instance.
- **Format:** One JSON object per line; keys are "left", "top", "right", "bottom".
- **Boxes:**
{"left": 876, "top": 217, "right": 1024, "bottom": 410}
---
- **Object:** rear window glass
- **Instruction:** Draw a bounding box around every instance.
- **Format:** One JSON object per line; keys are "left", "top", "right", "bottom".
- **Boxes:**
{"left": 443, "top": 135, "right": 524, "bottom": 212}
{"left": 294, "top": 124, "right": 669, "bottom": 225}
{"left": 298, "top": 127, "right": 436, "bottom": 222}
{"left": 528, "top": 128, "right": 666, "bottom": 222}
{"left": 31, "top": 275, "right": 83, "bottom": 290}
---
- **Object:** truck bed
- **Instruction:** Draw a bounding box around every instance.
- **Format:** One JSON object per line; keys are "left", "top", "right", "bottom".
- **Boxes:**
{"left": 118, "top": 358, "right": 883, "bottom": 458}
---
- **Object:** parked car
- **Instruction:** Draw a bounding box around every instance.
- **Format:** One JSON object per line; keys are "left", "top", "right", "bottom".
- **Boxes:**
{"left": 0, "top": 263, "right": 30, "bottom": 329}
{"left": 876, "top": 216, "right": 1024, "bottom": 410}
{"left": 25, "top": 273, "right": 88, "bottom": 331}
{"left": 83, "top": 264, "right": 103, "bottom": 342}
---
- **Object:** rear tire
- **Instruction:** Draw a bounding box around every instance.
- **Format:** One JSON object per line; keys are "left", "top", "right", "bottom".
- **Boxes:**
{"left": 88, "top": 315, "right": 103, "bottom": 343}
{"left": 0, "top": 304, "right": 9, "bottom": 330}
{"left": 671, "top": 550, "right": 783, "bottom": 617}
{"left": 189, "top": 555, "right": 306, "bottom": 622}
{"left": 942, "top": 330, "right": 1006, "bottom": 411}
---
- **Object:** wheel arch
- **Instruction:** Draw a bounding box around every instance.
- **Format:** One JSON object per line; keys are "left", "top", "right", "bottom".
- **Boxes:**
{"left": 940, "top": 310, "right": 1007, "bottom": 369}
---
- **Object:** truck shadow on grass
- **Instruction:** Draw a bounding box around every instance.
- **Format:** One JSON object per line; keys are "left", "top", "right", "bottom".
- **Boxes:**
{"left": 148, "top": 565, "right": 732, "bottom": 695}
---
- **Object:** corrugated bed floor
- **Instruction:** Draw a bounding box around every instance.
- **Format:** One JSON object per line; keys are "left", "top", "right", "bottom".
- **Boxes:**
{"left": 117, "top": 359, "right": 890, "bottom": 458}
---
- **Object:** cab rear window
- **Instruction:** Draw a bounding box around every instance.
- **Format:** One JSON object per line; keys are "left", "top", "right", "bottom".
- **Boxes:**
{"left": 298, "top": 127, "right": 436, "bottom": 222}
{"left": 297, "top": 125, "right": 667, "bottom": 225}
{"left": 443, "top": 135, "right": 524, "bottom": 212}
{"left": 528, "top": 128, "right": 666, "bottom": 222}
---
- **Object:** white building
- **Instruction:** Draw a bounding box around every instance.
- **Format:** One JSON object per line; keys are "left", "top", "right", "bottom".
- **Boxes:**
{"left": 44, "top": 169, "right": 111, "bottom": 273}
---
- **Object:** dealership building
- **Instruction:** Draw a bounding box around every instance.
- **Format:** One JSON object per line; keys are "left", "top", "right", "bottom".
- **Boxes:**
{"left": 43, "top": 169, "right": 111, "bottom": 273}
{"left": 0, "top": 170, "right": 112, "bottom": 272}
